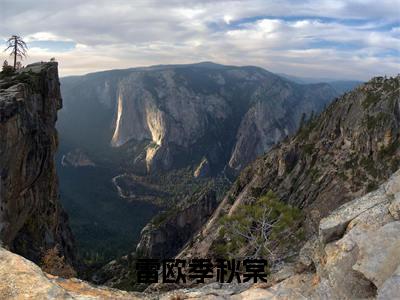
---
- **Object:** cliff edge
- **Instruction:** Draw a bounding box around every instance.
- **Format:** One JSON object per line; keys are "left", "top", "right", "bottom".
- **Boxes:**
{"left": 0, "top": 62, "right": 76, "bottom": 269}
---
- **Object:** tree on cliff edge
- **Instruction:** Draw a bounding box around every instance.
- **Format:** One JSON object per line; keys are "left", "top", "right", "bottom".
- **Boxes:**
{"left": 4, "top": 35, "right": 28, "bottom": 70}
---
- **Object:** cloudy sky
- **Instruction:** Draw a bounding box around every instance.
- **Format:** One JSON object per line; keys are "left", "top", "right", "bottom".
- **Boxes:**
{"left": 0, "top": 0, "right": 399, "bottom": 79}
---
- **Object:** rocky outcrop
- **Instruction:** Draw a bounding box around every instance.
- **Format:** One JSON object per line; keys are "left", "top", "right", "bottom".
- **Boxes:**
{"left": 0, "top": 62, "right": 75, "bottom": 268}
{"left": 61, "top": 148, "right": 95, "bottom": 167}
{"left": 1, "top": 151, "right": 399, "bottom": 299}
{"left": 180, "top": 75, "right": 400, "bottom": 260}
{"left": 307, "top": 170, "right": 400, "bottom": 299}
{"left": 154, "top": 169, "right": 400, "bottom": 299}
{"left": 0, "top": 246, "right": 141, "bottom": 299}
{"left": 193, "top": 158, "right": 210, "bottom": 178}
{"left": 136, "top": 189, "right": 218, "bottom": 259}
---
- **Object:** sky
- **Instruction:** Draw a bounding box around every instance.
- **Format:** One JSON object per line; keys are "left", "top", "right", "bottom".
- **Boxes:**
{"left": 0, "top": 0, "right": 399, "bottom": 79}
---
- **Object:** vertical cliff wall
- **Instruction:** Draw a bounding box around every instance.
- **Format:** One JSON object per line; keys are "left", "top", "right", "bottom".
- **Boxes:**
{"left": 0, "top": 62, "right": 75, "bottom": 266}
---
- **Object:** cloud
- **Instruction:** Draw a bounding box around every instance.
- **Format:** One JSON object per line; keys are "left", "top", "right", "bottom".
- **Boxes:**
{"left": 0, "top": 0, "right": 399, "bottom": 79}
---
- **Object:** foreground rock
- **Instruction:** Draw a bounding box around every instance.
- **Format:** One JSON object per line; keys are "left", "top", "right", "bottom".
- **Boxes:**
{"left": 161, "top": 169, "right": 400, "bottom": 299}
{"left": 0, "top": 247, "right": 141, "bottom": 299}
{"left": 1, "top": 170, "right": 399, "bottom": 299}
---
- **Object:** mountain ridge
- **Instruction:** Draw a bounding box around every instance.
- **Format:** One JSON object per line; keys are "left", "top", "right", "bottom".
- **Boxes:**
{"left": 179, "top": 74, "right": 400, "bottom": 262}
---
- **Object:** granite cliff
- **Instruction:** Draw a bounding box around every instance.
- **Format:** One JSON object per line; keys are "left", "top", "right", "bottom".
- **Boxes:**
{"left": 0, "top": 62, "right": 76, "bottom": 270}
{"left": 60, "top": 62, "right": 338, "bottom": 175}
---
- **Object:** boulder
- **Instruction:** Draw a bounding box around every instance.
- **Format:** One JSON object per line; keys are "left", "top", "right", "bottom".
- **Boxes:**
{"left": 0, "top": 247, "right": 141, "bottom": 300}
{"left": 378, "top": 265, "right": 400, "bottom": 300}
{"left": 388, "top": 193, "right": 400, "bottom": 220}
{"left": 319, "top": 188, "right": 388, "bottom": 243}
{"left": 353, "top": 222, "right": 400, "bottom": 288}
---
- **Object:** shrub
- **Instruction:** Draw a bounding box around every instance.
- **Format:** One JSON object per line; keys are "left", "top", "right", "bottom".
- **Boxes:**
{"left": 216, "top": 191, "right": 303, "bottom": 262}
{"left": 41, "top": 246, "right": 76, "bottom": 278}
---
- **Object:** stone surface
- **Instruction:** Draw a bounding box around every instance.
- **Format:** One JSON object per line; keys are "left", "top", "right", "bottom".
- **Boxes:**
{"left": 377, "top": 264, "right": 400, "bottom": 300}
{"left": 0, "top": 247, "right": 141, "bottom": 299}
{"left": 353, "top": 221, "right": 400, "bottom": 288}
{"left": 172, "top": 170, "right": 400, "bottom": 299}
{"left": 0, "top": 247, "right": 70, "bottom": 299}
{"left": 193, "top": 158, "right": 210, "bottom": 178}
{"left": 1, "top": 169, "right": 400, "bottom": 299}
{"left": 388, "top": 193, "right": 400, "bottom": 220}
{"left": 94, "top": 190, "right": 219, "bottom": 288}
{"left": 319, "top": 188, "right": 389, "bottom": 243}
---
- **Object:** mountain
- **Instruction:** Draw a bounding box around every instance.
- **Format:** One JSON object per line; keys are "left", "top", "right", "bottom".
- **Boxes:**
{"left": 278, "top": 73, "right": 362, "bottom": 96}
{"left": 0, "top": 62, "right": 76, "bottom": 272}
{"left": 180, "top": 75, "right": 400, "bottom": 262}
{"left": 60, "top": 62, "right": 338, "bottom": 174}
{"left": 57, "top": 62, "right": 339, "bottom": 262}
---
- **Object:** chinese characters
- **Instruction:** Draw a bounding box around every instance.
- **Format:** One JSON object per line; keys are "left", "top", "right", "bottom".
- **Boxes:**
{"left": 136, "top": 258, "right": 268, "bottom": 284}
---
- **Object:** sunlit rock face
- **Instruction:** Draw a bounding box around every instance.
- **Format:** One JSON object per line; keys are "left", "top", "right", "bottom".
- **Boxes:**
{"left": 61, "top": 62, "right": 338, "bottom": 175}
{"left": 0, "top": 62, "right": 75, "bottom": 266}
{"left": 109, "top": 69, "right": 231, "bottom": 172}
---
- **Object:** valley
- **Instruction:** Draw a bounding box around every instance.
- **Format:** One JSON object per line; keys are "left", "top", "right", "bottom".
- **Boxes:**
{"left": 1, "top": 61, "right": 399, "bottom": 299}
{"left": 56, "top": 62, "right": 346, "bottom": 270}
{"left": 0, "top": 1, "right": 399, "bottom": 298}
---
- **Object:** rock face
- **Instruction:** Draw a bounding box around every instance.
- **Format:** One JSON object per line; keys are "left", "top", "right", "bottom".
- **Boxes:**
{"left": 1, "top": 171, "right": 400, "bottom": 299}
{"left": 0, "top": 247, "right": 141, "bottom": 300}
{"left": 155, "top": 170, "right": 400, "bottom": 299}
{"left": 136, "top": 189, "right": 218, "bottom": 259}
{"left": 180, "top": 75, "right": 400, "bottom": 260}
{"left": 60, "top": 62, "right": 338, "bottom": 174}
{"left": 228, "top": 82, "right": 335, "bottom": 171}
{"left": 0, "top": 63, "right": 75, "bottom": 267}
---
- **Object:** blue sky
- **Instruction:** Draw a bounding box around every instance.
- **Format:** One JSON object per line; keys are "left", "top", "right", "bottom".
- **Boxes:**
{"left": 0, "top": 0, "right": 399, "bottom": 79}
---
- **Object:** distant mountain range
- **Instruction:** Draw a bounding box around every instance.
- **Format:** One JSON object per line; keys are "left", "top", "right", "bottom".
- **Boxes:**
{"left": 277, "top": 72, "right": 362, "bottom": 91}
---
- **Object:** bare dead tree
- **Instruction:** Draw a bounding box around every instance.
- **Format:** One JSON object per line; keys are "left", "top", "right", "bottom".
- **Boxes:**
{"left": 4, "top": 35, "right": 28, "bottom": 70}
